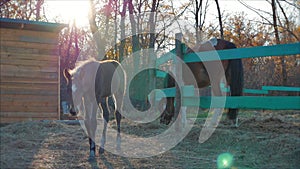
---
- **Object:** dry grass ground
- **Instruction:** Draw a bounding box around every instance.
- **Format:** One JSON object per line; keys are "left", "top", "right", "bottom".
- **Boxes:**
{"left": 1, "top": 110, "right": 299, "bottom": 169}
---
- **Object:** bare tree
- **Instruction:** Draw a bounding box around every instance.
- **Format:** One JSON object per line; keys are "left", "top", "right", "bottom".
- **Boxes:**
{"left": 193, "top": 0, "right": 209, "bottom": 43}
{"left": 237, "top": 0, "right": 300, "bottom": 86}
{"left": 88, "top": 0, "right": 114, "bottom": 60}
{"left": 128, "top": 0, "right": 140, "bottom": 55}
{"left": 215, "top": 0, "right": 224, "bottom": 39}
{"left": 0, "top": 0, "right": 45, "bottom": 21}
{"left": 119, "top": 0, "right": 128, "bottom": 61}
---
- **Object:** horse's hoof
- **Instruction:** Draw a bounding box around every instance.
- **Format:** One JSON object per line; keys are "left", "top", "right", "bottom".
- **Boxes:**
{"left": 99, "top": 147, "right": 105, "bottom": 154}
{"left": 233, "top": 118, "right": 239, "bottom": 128}
{"left": 88, "top": 156, "right": 95, "bottom": 162}
{"left": 116, "top": 145, "right": 121, "bottom": 152}
{"left": 88, "top": 150, "right": 96, "bottom": 161}
{"left": 160, "top": 118, "right": 171, "bottom": 125}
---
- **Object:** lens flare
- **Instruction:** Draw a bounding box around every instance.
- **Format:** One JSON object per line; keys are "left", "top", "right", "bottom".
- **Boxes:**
{"left": 217, "top": 152, "right": 234, "bottom": 169}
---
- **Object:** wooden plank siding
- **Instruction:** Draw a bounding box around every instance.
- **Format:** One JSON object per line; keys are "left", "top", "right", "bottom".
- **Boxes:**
{"left": 0, "top": 18, "right": 66, "bottom": 123}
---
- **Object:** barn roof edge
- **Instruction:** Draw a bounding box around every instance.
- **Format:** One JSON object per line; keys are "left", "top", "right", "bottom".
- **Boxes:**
{"left": 0, "top": 18, "right": 67, "bottom": 33}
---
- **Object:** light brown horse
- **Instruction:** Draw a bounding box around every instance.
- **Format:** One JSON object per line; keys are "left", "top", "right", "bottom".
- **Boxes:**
{"left": 65, "top": 59, "right": 126, "bottom": 160}
{"left": 160, "top": 38, "right": 244, "bottom": 126}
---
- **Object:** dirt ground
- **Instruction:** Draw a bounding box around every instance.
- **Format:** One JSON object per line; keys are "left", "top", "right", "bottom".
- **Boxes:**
{"left": 1, "top": 110, "right": 299, "bottom": 169}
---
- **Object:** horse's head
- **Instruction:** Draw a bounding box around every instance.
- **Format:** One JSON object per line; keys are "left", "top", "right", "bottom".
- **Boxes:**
{"left": 64, "top": 59, "right": 99, "bottom": 113}
{"left": 64, "top": 67, "right": 85, "bottom": 112}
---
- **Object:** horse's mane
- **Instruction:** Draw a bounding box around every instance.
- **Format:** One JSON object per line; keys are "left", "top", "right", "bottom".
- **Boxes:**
{"left": 186, "top": 38, "right": 223, "bottom": 54}
{"left": 69, "top": 58, "right": 97, "bottom": 75}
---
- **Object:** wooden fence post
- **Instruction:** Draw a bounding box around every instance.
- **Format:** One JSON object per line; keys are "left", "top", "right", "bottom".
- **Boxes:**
{"left": 175, "top": 33, "right": 186, "bottom": 127}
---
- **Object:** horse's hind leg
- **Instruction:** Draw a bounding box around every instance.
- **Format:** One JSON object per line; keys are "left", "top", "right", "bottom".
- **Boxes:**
{"left": 160, "top": 97, "right": 175, "bottom": 125}
{"left": 228, "top": 109, "right": 238, "bottom": 126}
{"left": 227, "top": 59, "right": 244, "bottom": 127}
{"left": 99, "top": 97, "right": 109, "bottom": 154}
{"left": 113, "top": 94, "right": 122, "bottom": 151}
{"left": 115, "top": 111, "right": 121, "bottom": 151}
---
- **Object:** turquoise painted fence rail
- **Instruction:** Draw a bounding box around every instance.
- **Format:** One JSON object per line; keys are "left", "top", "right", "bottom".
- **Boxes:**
{"left": 152, "top": 86, "right": 270, "bottom": 101}
{"left": 184, "top": 42, "right": 300, "bottom": 62}
{"left": 150, "top": 86, "right": 195, "bottom": 101}
{"left": 182, "top": 96, "right": 300, "bottom": 110}
{"left": 262, "top": 86, "right": 300, "bottom": 92}
{"left": 152, "top": 88, "right": 300, "bottom": 109}
{"left": 156, "top": 48, "right": 176, "bottom": 66}
{"left": 156, "top": 42, "right": 300, "bottom": 66}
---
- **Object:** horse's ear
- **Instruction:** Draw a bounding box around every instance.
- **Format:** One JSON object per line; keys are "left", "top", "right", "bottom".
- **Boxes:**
{"left": 63, "top": 69, "right": 71, "bottom": 85}
{"left": 64, "top": 69, "right": 72, "bottom": 77}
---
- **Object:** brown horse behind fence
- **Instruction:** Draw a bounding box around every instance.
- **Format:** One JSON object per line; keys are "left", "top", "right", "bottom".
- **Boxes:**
{"left": 160, "top": 38, "right": 244, "bottom": 126}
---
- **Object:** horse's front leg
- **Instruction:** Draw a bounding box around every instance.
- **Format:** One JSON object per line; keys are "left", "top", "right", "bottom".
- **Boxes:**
{"left": 84, "top": 100, "right": 98, "bottom": 161}
{"left": 225, "top": 84, "right": 239, "bottom": 127}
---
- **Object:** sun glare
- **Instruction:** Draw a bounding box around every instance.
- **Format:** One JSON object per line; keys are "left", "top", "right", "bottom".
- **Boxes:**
{"left": 45, "top": 0, "right": 90, "bottom": 27}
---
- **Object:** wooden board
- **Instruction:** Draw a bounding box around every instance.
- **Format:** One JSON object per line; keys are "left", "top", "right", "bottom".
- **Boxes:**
{"left": 1, "top": 46, "right": 56, "bottom": 55}
{"left": 0, "top": 28, "right": 59, "bottom": 41}
{"left": 1, "top": 52, "right": 58, "bottom": 62}
{"left": 0, "top": 117, "right": 58, "bottom": 123}
{"left": 0, "top": 112, "right": 58, "bottom": 119}
{"left": 1, "top": 41, "right": 57, "bottom": 50}
{"left": 1, "top": 94, "right": 58, "bottom": 102}
{"left": 1, "top": 100, "right": 58, "bottom": 107}
{"left": 1, "top": 105, "right": 58, "bottom": 113}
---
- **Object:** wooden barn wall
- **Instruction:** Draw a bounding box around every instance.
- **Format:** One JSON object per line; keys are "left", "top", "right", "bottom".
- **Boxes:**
{"left": 0, "top": 28, "right": 60, "bottom": 123}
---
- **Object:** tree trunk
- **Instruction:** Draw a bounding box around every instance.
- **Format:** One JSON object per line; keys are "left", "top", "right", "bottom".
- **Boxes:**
{"left": 148, "top": 0, "right": 159, "bottom": 107}
{"left": 128, "top": 0, "right": 140, "bottom": 71}
{"left": 35, "top": 0, "right": 44, "bottom": 21}
{"left": 149, "top": 0, "right": 158, "bottom": 49}
{"left": 215, "top": 0, "right": 224, "bottom": 39}
{"left": 195, "top": 0, "right": 203, "bottom": 44}
{"left": 88, "top": 0, "right": 105, "bottom": 59}
{"left": 88, "top": 0, "right": 98, "bottom": 34}
{"left": 119, "top": 0, "right": 128, "bottom": 62}
{"left": 271, "top": 0, "right": 287, "bottom": 86}
{"left": 114, "top": 0, "right": 118, "bottom": 60}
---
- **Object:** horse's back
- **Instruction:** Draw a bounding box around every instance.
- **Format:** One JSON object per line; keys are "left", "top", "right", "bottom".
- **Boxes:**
{"left": 95, "top": 60, "right": 123, "bottom": 98}
{"left": 99, "top": 60, "right": 120, "bottom": 75}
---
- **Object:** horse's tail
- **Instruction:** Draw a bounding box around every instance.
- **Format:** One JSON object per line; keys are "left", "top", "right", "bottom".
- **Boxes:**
{"left": 227, "top": 58, "right": 244, "bottom": 120}
{"left": 114, "top": 61, "right": 126, "bottom": 111}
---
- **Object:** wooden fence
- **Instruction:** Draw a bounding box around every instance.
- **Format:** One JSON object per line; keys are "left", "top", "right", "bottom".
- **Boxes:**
{"left": 153, "top": 35, "right": 300, "bottom": 110}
